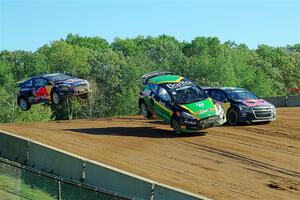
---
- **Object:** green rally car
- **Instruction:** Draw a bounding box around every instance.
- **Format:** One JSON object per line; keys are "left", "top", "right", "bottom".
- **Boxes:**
{"left": 138, "top": 71, "right": 226, "bottom": 134}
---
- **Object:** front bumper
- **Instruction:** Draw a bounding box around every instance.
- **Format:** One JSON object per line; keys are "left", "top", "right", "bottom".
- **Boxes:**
{"left": 182, "top": 115, "right": 226, "bottom": 131}
{"left": 60, "top": 87, "right": 90, "bottom": 97}
{"left": 239, "top": 106, "right": 276, "bottom": 123}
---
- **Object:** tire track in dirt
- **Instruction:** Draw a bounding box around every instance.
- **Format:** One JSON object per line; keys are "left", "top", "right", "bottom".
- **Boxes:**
{"left": 182, "top": 140, "right": 300, "bottom": 178}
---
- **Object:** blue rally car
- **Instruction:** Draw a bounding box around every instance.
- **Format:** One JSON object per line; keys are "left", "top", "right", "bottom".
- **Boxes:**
{"left": 17, "top": 73, "right": 90, "bottom": 111}
{"left": 204, "top": 87, "right": 276, "bottom": 125}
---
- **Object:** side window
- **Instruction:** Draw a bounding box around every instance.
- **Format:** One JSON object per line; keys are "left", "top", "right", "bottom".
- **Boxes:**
{"left": 211, "top": 90, "right": 227, "bottom": 102}
{"left": 24, "top": 80, "right": 33, "bottom": 87}
{"left": 158, "top": 87, "right": 171, "bottom": 102}
{"left": 34, "top": 78, "right": 48, "bottom": 87}
{"left": 149, "top": 84, "right": 158, "bottom": 94}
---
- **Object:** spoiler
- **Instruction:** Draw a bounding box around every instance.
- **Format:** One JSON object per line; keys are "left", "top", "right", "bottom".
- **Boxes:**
{"left": 141, "top": 70, "right": 173, "bottom": 85}
{"left": 16, "top": 81, "right": 24, "bottom": 87}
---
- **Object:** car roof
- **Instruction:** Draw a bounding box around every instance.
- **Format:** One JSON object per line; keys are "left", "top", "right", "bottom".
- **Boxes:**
{"left": 204, "top": 87, "right": 243, "bottom": 91}
{"left": 29, "top": 73, "right": 65, "bottom": 80}
{"left": 147, "top": 74, "right": 184, "bottom": 84}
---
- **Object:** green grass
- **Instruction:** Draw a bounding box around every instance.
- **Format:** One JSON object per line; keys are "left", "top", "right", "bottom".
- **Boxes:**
{"left": 0, "top": 173, "right": 56, "bottom": 200}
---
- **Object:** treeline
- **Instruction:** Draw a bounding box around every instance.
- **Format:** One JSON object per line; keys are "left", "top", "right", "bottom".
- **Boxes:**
{"left": 0, "top": 34, "right": 299, "bottom": 123}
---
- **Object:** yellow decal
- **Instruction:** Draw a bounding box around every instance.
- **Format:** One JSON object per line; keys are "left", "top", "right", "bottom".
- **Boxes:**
{"left": 209, "top": 98, "right": 218, "bottom": 112}
{"left": 180, "top": 105, "right": 200, "bottom": 120}
{"left": 154, "top": 100, "right": 173, "bottom": 116}
{"left": 45, "top": 85, "right": 53, "bottom": 100}
{"left": 158, "top": 77, "right": 184, "bottom": 84}
{"left": 222, "top": 102, "right": 231, "bottom": 112}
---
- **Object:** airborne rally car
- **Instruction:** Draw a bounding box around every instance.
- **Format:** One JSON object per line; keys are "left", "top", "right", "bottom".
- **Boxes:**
{"left": 17, "top": 73, "right": 90, "bottom": 111}
{"left": 139, "top": 71, "right": 226, "bottom": 134}
{"left": 204, "top": 87, "right": 276, "bottom": 125}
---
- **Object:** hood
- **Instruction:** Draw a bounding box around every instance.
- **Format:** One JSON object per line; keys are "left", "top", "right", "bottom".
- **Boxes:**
{"left": 180, "top": 98, "right": 218, "bottom": 119}
{"left": 56, "top": 78, "right": 87, "bottom": 86}
{"left": 239, "top": 98, "right": 271, "bottom": 107}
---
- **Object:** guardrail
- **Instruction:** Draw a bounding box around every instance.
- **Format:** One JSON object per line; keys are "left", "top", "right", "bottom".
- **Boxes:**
{"left": 0, "top": 130, "right": 211, "bottom": 200}
{"left": 263, "top": 95, "right": 300, "bottom": 107}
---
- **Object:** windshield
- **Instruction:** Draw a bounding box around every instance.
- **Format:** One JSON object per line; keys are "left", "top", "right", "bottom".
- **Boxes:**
{"left": 171, "top": 85, "right": 208, "bottom": 104}
{"left": 44, "top": 74, "right": 73, "bottom": 82}
{"left": 226, "top": 89, "right": 258, "bottom": 101}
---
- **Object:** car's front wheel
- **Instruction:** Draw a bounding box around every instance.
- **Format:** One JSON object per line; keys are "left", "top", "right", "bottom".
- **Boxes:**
{"left": 227, "top": 108, "right": 239, "bottom": 125}
{"left": 51, "top": 91, "right": 61, "bottom": 105}
{"left": 140, "top": 101, "right": 152, "bottom": 119}
{"left": 171, "top": 118, "right": 182, "bottom": 135}
{"left": 19, "top": 97, "right": 31, "bottom": 111}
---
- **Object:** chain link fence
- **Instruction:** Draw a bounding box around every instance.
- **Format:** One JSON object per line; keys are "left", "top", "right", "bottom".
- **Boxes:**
{"left": 0, "top": 157, "right": 132, "bottom": 200}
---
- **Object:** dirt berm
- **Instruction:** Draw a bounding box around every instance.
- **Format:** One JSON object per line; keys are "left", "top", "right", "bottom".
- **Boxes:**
{"left": 1, "top": 107, "right": 299, "bottom": 200}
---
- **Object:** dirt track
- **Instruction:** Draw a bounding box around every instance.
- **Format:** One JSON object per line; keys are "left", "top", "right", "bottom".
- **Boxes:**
{"left": 1, "top": 107, "right": 299, "bottom": 200}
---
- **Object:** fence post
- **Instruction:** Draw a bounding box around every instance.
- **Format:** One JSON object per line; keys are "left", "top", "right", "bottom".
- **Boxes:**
{"left": 58, "top": 180, "right": 62, "bottom": 200}
{"left": 150, "top": 183, "right": 155, "bottom": 200}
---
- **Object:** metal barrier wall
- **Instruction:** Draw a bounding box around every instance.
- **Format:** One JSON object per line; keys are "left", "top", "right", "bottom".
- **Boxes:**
{"left": 0, "top": 130, "right": 211, "bottom": 200}
{"left": 263, "top": 96, "right": 300, "bottom": 107}
{"left": 0, "top": 157, "right": 131, "bottom": 200}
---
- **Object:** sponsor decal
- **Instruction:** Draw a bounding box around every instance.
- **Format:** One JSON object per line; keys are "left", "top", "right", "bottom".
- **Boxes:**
{"left": 34, "top": 87, "right": 49, "bottom": 100}
{"left": 196, "top": 102, "right": 204, "bottom": 107}
{"left": 166, "top": 81, "right": 193, "bottom": 89}
{"left": 196, "top": 109, "right": 208, "bottom": 115}
{"left": 241, "top": 98, "right": 271, "bottom": 107}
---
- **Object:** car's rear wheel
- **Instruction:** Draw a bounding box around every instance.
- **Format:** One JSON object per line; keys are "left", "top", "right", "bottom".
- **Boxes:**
{"left": 171, "top": 119, "right": 182, "bottom": 135}
{"left": 51, "top": 91, "right": 61, "bottom": 105}
{"left": 227, "top": 108, "right": 239, "bottom": 125}
{"left": 140, "top": 102, "right": 152, "bottom": 119}
{"left": 19, "top": 98, "right": 31, "bottom": 111}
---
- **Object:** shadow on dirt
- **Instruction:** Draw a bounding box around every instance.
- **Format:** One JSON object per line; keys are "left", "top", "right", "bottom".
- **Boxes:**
{"left": 147, "top": 120, "right": 169, "bottom": 125}
{"left": 64, "top": 127, "right": 206, "bottom": 138}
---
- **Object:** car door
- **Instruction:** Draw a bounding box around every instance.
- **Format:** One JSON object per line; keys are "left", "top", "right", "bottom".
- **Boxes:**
{"left": 144, "top": 84, "right": 158, "bottom": 112}
{"left": 33, "top": 78, "right": 50, "bottom": 103}
{"left": 21, "top": 79, "right": 35, "bottom": 103}
{"left": 210, "top": 89, "right": 231, "bottom": 112}
{"left": 153, "top": 86, "right": 173, "bottom": 122}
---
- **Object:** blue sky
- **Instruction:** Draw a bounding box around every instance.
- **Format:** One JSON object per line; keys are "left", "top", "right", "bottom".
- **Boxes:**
{"left": 1, "top": 0, "right": 300, "bottom": 51}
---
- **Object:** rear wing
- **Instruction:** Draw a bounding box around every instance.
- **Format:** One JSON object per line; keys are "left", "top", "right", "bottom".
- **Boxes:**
{"left": 141, "top": 71, "right": 173, "bottom": 85}
{"left": 16, "top": 81, "right": 24, "bottom": 88}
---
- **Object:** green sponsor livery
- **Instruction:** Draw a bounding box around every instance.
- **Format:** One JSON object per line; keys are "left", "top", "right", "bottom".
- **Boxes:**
{"left": 181, "top": 98, "right": 217, "bottom": 120}
{"left": 139, "top": 71, "right": 226, "bottom": 134}
{"left": 147, "top": 74, "right": 183, "bottom": 84}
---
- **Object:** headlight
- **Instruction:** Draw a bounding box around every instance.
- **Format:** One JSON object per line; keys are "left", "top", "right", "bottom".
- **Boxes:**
{"left": 239, "top": 105, "right": 252, "bottom": 112}
{"left": 60, "top": 84, "right": 72, "bottom": 89}
{"left": 181, "top": 111, "right": 196, "bottom": 119}
{"left": 271, "top": 105, "right": 276, "bottom": 114}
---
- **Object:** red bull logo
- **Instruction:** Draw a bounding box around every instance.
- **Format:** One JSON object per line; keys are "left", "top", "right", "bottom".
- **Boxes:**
{"left": 34, "top": 87, "right": 49, "bottom": 100}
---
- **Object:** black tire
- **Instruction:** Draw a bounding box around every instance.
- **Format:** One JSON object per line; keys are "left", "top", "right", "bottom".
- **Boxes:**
{"left": 140, "top": 101, "right": 152, "bottom": 119}
{"left": 171, "top": 118, "right": 182, "bottom": 135}
{"left": 19, "top": 97, "right": 31, "bottom": 111}
{"left": 51, "top": 91, "right": 61, "bottom": 105}
{"left": 227, "top": 108, "right": 239, "bottom": 126}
